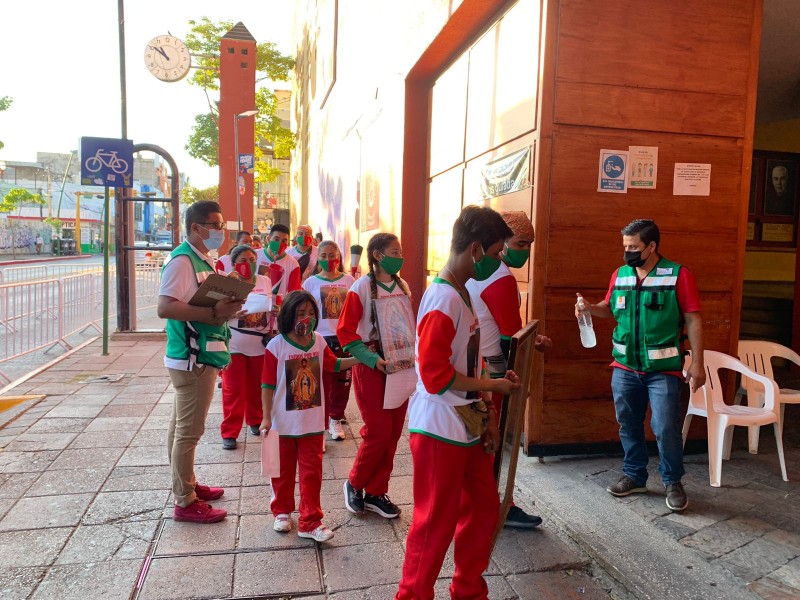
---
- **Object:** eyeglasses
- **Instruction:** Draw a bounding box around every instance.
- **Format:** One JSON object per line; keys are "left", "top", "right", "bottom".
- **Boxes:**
{"left": 198, "top": 222, "right": 225, "bottom": 231}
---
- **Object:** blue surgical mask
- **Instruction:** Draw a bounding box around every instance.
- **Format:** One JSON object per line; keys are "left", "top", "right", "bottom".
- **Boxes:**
{"left": 200, "top": 226, "right": 225, "bottom": 251}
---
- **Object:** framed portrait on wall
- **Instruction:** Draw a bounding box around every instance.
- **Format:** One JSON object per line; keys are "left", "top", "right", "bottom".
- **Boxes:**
{"left": 764, "top": 159, "right": 797, "bottom": 217}
{"left": 748, "top": 151, "right": 800, "bottom": 248}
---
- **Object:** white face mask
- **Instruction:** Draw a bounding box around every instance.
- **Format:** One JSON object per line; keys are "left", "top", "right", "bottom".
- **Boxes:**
{"left": 199, "top": 225, "right": 225, "bottom": 250}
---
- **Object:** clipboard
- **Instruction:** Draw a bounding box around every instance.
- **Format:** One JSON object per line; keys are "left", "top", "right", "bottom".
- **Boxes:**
{"left": 188, "top": 273, "right": 255, "bottom": 307}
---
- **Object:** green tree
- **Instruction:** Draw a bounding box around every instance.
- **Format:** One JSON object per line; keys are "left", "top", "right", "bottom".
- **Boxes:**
{"left": 184, "top": 18, "right": 295, "bottom": 182}
{"left": 0, "top": 96, "right": 13, "bottom": 151}
{"left": 0, "top": 188, "right": 45, "bottom": 258}
{"left": 181, "top": 184, "right": 219, "bottom": 205}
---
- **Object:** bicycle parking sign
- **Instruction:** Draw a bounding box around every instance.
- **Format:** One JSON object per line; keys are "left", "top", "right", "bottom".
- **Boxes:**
{"left": 80, "top": 137, "right": 134, "bottom": 187}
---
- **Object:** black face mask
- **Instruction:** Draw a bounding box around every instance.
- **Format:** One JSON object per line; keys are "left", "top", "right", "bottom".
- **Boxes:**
{"left": 624, "top": 250, "right": 647, "bottom": 268}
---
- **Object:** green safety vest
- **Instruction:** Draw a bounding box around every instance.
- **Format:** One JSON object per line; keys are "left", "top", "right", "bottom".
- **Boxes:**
{"left": 164, "top": 242, "right": 231, "bottom": 369}
{"left": 609, "top": 257, "right": 683, "bottom": 372}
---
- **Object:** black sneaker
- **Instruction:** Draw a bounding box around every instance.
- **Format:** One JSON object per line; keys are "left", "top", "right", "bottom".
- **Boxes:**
{"left": 504, "top": 505, "right": 542, "bottom": 529}
{"left": 665, "top": 482, "right": 688, "bottom": 512}
{"left": 344, "top": 480, "right": 364, "bottom": 514}
{"left": 222, "top": 438, "right": 237, "bottom": 450}
{"left": 363, "top": 493, "right": 401, "bottom": 519}
{"left": 249, "top": 425, "right": 260, "bottom": 436}
{"left": 606, "top": 475, "right": 647, "bottom": 497}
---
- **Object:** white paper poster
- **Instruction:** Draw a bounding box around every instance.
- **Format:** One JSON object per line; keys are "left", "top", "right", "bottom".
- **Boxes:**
{"left": 383, "top": 369, "right": 417, "bottom": 409}
{"left": 628, "top": 146, "right": 658, "bottom": 189}
{"left": 673, "top": 163, "right": 711, "bottom": 196}
{"left": 597, "top": 150, "right": 629, "bottom": 193}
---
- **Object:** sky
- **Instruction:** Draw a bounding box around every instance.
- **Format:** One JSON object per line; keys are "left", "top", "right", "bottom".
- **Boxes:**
{"left": 0, "top": 0, "right": 295, "bottom": 189}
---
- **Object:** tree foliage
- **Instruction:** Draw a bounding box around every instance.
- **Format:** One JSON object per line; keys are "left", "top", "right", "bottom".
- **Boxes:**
{"left": 0, "top": 188, "right": 45, "bottom": 213}
{"left": 181, "top": 184, "right": 219, "bottom": 205}
{"left": 0, "top": 96, "right": 13, "bottom": 152}
{"left": 183, "top": 18, "right": 295, "bottom": 182}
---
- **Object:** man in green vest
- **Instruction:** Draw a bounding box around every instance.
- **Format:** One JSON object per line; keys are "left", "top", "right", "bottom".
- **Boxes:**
{"left": 157, "top": 201, "right": 245, "bottom": 523}
{"left": 575, "top": 219, "right": 705, "bottom": 512}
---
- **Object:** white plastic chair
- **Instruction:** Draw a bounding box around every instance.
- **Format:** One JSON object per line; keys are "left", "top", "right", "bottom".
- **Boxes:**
{"left": 738, "top": 340, "right": 800, "bottom": 450}
{"left": 682, "top": 350, "right": 788, "bottom": 487}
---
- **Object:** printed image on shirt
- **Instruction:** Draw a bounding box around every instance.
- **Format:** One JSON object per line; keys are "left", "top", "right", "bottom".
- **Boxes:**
{"left": 320, "top": 286, "right": 347, "bottom": 319}
{"left": 466, "top": 330, "right": 481, "bottom": 400}
{"left": 285, "top": 356, "right": 321, "bottom": 411}
{"left": 240, "top": 312, "right": 269, "bottom": 329}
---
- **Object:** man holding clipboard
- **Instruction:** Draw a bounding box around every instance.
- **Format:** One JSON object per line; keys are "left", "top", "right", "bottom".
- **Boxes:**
{"left": 157, "top": 201, "right": 247, "bottom": 524}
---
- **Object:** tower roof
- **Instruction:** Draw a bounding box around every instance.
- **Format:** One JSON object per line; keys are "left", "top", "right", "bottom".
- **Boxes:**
{"left": 222, "top": 22, "right": 256, "bottom": 42}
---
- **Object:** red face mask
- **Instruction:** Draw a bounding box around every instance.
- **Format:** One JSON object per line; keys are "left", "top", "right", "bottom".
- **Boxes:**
{"left": 234, "top": 262, "right": 252, "bottom": 279}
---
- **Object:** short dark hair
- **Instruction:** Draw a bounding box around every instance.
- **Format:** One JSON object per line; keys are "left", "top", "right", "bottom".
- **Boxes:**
{"left": 236, "top": 230, "right": 251, "bottom": 242}
{"left": 277, "top": 290, "right": 319, "bottom": 335}
{"left": 451, "top": 205, "right": 514, "bottom": 253}
{"left": 270, "top": 224, "right": 290, "bottom": 236}
{"left": 621, "top": 219, "right": 660, "bottom": 249}
{"left": 184, "top": 201, "right": 221, "bottom": 234}
{"left": 230, "top": 244, "right": 257, "bottom": 264}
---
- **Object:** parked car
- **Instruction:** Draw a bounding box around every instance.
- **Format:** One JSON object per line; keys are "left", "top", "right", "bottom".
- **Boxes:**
{"left": 134, "top": 241, "right": 166, "bottom": 267}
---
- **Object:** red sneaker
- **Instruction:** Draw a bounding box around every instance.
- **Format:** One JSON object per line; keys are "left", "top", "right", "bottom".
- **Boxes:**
{"left": 195, "top": 483, "right": 224, "bottom": 501}
{"left": 173, "top": 499, "right": 227, "bottom": 523}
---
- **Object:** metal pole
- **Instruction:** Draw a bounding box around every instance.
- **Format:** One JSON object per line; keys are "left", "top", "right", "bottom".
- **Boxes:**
{"left": 103, "top": 188, "right": 110, "bottom": 355}
{"left": 118, "top": 0, "right": 127, "bottom": 139}
{"left": 234, "top": 114, "right": 241, "bottom": 230}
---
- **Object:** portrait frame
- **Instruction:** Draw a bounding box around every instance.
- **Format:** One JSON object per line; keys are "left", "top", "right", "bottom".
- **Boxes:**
{"left": 763, "top": 159, "right": 797, "bottom": 217}
{"left": 747, "top": 151, "right": 800, "bottom": 248}
{"left": 372, "top": 295, "right": 415, "bottom": 374}
{"left": 491, "top": 320, "right": 539, "bottom": 550}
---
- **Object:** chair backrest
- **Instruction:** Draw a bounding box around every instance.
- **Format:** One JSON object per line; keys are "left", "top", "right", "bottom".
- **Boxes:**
{"left": 702, "top": 350, "right": 779, "bottom": 414}
{"left": 738, "top": 340, "right": 800, "bottom": 398}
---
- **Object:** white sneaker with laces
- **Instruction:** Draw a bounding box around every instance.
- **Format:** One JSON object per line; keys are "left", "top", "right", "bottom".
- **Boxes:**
{"left": 298, "top": 525, "right": 334, "bottom": 542}
{"left": 273, "top": 514, "right": 292, "bottom": 532}
{"left": 329, "top": 418, "right": 345, "bottom": 441}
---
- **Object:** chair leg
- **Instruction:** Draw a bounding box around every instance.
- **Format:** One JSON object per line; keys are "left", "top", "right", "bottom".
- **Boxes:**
{"left": 773, "top": 422, "right": 789, "bottom": 483}
{"left": 708, "top": 419, "right": 724, "bottom": 488}
{"left": 681, "top": 414, "right": 692, "bottom": 449}
{"left": 748, "top": 424, "right": 761, "bottom": 455}
{"left": 723, "top": 425, "right": 734, "bottom": 460}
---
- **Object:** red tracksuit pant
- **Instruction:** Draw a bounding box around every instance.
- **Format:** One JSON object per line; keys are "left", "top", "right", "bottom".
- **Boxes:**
{"left": 395, "top": 433, "right": 500, "bottom": 600}
{"left": 220, "top": 354, "right": 264, "bottom": 439}
{"left": 348, "top": 363, "right": 407, "bottom": 496}
{"left": 323, "top": 338, "right": 351, "bottom": 421}
{"left": 271, "top": 434, "right": 324, "bottom": 533}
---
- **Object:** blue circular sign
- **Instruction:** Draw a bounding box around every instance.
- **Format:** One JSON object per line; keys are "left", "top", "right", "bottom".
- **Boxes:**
{"left": 603, "top": 155, "right": 625, "bottom": 179}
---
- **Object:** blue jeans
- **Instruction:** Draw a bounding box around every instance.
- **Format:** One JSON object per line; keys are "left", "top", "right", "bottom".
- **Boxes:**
{"left": 610, "top": 368, "right": 685, "bottom": 486}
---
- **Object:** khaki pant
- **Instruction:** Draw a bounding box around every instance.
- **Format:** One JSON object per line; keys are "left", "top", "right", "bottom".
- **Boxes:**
{"left": 167, "top": 365, "right": 219, "bottom": 507}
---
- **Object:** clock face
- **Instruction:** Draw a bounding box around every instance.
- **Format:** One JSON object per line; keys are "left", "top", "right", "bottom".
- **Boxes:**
{"left": 144, "top": 35, "right": 191, "bottom": 82}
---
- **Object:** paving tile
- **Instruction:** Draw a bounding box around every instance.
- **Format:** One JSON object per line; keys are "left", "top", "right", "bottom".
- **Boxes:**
{"left": 193, "top": 462, "right": 243, "bottom": 487}
{"left": 4, "top": 433, "right": 78, "bottom": 452}
{"left": 238, "top": 514, "right": 315, "bottom": 550}
{"left": 0, "top": 528, "right": 72, "bottom": 567}
{"left": 57, "top": 394, "right": 115, "bottom": 405}
{"left": 56, "top": 521, "right": 158, "bottom": 564}
{"left": 749, "top": 577, "right": 800, "bottom": 600}
{"left": 83, "top": 417, "right": 146, "bottom": 432}
{"left": 194, "top": 442, "right": 246, "bottom": 464}
{"left": 713, "top": 535, "right": 797, "bottom": 582}
{"left": 31, "top": 559, "right": 142, "bottom": 600}
{"left": 234, "top": 548, "right": 322, "bottom": 596}
{"left": 0, "top": 493, "right": 94, "bottom": 530}
{"left": 68, "top": 430, "right": 137, "bottom": 449}
{"left": 140, "top": 415, "right": 171, "bottom": 430}
{"left": 0, "top": 451, "right": 60, "bottom": 473}
{"left": 0, "top": 566, "right": 46, "bottom": 600}
{"left": 767, "top": 556, "right": 800, "bottom": 590}
{"left": 24, "top": 418, "right": 93, "bottom": 434}
{"left": 239, "top": 485, "right": 271, "bottom": 515}
{"left": 0, "top": 472, "right": 39, "bottom": 497}
{"left": 0, "top": 497, "right": 14, "bottom": 519}
{"left": 110, "top": 393, "right": 162, "bottom": 405}
{"left": 117, "top": 445, "right": 169, "bottom": 467}
{"left": 324, "top": 541, "right": 405, "bottom": 591}
{"left": 44, "top": 404, "right": 105, "bottom": 419}
{"left": 506, "top": 570, "right": 610, "bottom": 600}
{"left": 329, "top": 585, "right": 396, "bottom": 600}
{"left": 102, "top": 466, "right": 172, "bottom": 492}
{"left": 682, "top": 516, "right": 775, "bottom": 557}
{"left": 324, "top": 507, "right": 399, "bottom": 547}
{"left": 82, "top": 490, "right": 169, "bottom": 525}
{"left": 491, "top": 526, "right": 588, "bottom": 575}
{"left": 138, "top": 554, "right": 233, "bottom": 600}
{"left": 129, "top": 429, "right": 167, "bottom": 447}
{"left": 27, "top": 467, "right": 112, "bottom": 496}
{"left": 651, "top": 515, "right": 697, "bottom": 540}
{"left": 155, "top": 516, "right": 238, "bottom": 555}
{"left": 47, "top": 447, "right": 124, "bottom": 470}
{"left": 98, "top": 403, "right": 154, "bottom": 418}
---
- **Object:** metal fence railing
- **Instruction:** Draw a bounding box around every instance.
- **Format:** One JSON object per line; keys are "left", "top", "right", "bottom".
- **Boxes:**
{"left": 0, "top": 265, "right": 162, "bottom": 383}
{"left": 0, "top": 264, "right": 105, "bottom": 284}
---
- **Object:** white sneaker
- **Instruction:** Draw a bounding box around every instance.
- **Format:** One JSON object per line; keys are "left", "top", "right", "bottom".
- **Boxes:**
{"left": 298, "top": 524, "right": 334, "bottom": 542}
{"left": 273, "top": 514, "right": 292, "bottom": 532}
{"left": 329, "top": 418, "right": 345, "bottom": 441}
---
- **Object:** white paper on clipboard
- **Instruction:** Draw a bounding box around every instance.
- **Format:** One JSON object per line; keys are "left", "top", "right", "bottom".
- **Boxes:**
{"left": 383, "top": 368, "right": 417, "bottom": 409}
{"left": 260, "top": 429, "right": 281, "bottom": 477}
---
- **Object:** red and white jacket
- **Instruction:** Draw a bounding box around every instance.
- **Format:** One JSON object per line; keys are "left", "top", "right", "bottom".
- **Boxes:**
{"left": 256, "top": 248, "right": 302, "bottom": 296}
{"left": 465, "top": 262, "right": 521, "bottom": 359}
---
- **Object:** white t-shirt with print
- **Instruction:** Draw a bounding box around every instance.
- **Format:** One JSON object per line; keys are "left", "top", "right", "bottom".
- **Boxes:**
{"left": 287, "top": 244, "right": 318, "bottom": 282}
{"left": 228, "top": 274, "right": 272, "bottom": 356}
{"left": 302, "top": 273, "right": 355, "bottom": 338}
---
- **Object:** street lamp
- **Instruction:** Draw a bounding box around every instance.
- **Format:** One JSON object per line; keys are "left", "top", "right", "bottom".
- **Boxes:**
{"left": 234, "top": 110, "right": 258, "bottom": 231}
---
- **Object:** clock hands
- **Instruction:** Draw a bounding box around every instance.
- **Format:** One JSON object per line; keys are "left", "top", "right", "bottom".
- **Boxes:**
{"left": 150, "top": 45, "right": 169, "bottom": 61}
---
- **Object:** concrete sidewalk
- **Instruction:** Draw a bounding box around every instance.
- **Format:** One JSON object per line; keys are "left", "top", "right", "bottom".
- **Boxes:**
{"left": 0, "top": 338, "right": 612, "bottom": 600}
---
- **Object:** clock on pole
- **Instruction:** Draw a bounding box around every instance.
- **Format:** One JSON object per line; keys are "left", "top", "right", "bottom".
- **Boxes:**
{"left": 144, "top": 35, "right": 191, "bottom": 82}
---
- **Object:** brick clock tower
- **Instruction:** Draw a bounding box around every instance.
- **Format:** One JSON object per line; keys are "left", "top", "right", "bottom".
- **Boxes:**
{"left": 218, "top": 22, "right": 257, "bottom": 250}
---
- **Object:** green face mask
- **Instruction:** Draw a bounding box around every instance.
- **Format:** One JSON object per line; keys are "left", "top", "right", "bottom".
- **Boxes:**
{"left": 472, "top": 247, "right": 502, "bottom": 281}
{"left": 268, "top": 240, "right": 287, "bottom": 255}
{"left": 379, "top": 254, "right": 404, "bottom": 276}
{"left": 502, "top": 244, "right": 530, "bottom": 269}
{"left": 249, "top": 260, "right": 258, "bottom": 279}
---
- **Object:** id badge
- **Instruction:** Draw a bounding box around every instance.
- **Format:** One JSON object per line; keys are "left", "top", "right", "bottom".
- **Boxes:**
{"left": 616, "top": 296, "right": 626, "bottom": 310}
